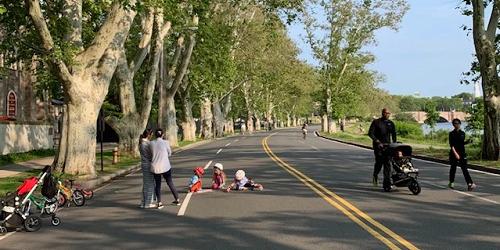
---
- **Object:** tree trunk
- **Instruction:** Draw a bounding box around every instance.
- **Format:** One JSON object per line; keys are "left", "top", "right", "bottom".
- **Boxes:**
{"left": 292, "top": 115, "right": 298, "bottom": 127}
{"left": 201, "top": 97, "right": 213, "bottom": 139}
{"left": 322, "top": 114, "right": 328, "bottom": 132}
{"left": 212, "top": 100, "right": 225, "bottom": 137}
{"left": 63, "top": 102, "right": 99, "bottom": 177}
{"left": 180, "top": 92, "right": 196, "bottom": 141}
{"left": 471, "top": 0, "right": 500, "bottom": 160}
{"left": 109, "top": 114, "right": 141, "bottom": 157}
{"left": 287, "top": 114, "right": 291, "bottom": 127}
{"left": 255, "top": 116, "right": 261, "bottom": 131}
{"left": 225, "top": 119, "right": 234, "bottom": 134}
{"left": 53, "top": 105, "right": 68, "bottom": 171}
{"left": 165, "top": 95, "right": 178, "bottom": 146}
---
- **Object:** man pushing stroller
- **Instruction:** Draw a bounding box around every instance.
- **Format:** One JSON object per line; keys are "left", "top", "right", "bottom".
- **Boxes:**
{"left": 369, "top": 108, "right": 397, "bottom": 191}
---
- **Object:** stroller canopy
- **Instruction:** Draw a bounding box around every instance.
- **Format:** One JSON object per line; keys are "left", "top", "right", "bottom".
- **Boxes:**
{"left": 388, "top": 143, "right": 412, "bottom": 156}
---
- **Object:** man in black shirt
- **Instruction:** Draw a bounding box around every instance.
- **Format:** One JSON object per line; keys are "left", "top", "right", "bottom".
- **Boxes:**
{"left": 368, "top": 108, "right": 397, "bottom": 191}
{"left": 448, "top": 119, "right": 476, "bottom": 191}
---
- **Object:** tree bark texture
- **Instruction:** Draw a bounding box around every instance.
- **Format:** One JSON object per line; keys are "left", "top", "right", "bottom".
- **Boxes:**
{"left": 201, "top": 97, "right": 213, "bottom": 139}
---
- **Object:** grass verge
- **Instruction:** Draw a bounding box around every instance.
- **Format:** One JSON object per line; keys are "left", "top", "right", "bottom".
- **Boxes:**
{"left": 0, "top": 149, "right": 55, "bottom": 167}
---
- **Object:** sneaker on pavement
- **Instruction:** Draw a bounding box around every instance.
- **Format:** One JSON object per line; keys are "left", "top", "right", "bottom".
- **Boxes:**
{"left": 372, "top": 176, "right": 378, "bottom": 187}
{"left": 172, "top": 200, "right": 181, "bottom": 206}
{"left": 467, "top": 183, "right": 476, "bottom": 191}
{"left": 448, "top": 182, "right": 454, "bottom": 189}
{"left": 157, "top": 202, "right": 164, "bottom": 209}
{"left": 145, "top": 203, "right": 158, "bottom": 209}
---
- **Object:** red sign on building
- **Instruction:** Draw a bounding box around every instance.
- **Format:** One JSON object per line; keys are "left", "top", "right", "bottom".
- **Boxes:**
{"left": 7, "top": 91, "right": 16, "bottom": 118}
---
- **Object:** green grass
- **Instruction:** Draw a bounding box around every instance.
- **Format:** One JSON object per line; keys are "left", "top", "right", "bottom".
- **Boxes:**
{"left": 0, "top": 149, "right": 55, "bottom": 167}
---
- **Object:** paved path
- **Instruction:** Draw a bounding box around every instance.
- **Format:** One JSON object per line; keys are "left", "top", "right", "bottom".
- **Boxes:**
{"left": 0, "top": 143, "right": 118, "bottom": 178}
{"left": 1, "top": 128, "right": 499, "bottom": 249}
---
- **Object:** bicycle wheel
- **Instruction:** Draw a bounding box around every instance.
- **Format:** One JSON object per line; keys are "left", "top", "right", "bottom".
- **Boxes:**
{"left": 72, "top": 190, "right": 86, "bottom": 206}
{"left": 83, "top": 189, "right": 94, "bottom": 200}
{"left": 57, "top": 193, "right": 67, "bottom": 207}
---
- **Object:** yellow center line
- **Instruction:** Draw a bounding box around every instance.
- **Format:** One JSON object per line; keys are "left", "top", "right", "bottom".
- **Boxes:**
{"left": 262, "top": 135, "right": 419, "bottom": 250}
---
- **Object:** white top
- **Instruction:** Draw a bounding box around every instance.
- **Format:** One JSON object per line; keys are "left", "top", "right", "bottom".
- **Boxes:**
{"left": 149, "top": 138, "right": 172, "bottom": 174}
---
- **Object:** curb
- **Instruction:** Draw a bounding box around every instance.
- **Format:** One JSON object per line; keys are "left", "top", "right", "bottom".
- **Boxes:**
{"left": 76, "top": 138, "right": 219, "bottom": 190}
{"left": 315, "top": 131, "right": 500, "bottom": 175}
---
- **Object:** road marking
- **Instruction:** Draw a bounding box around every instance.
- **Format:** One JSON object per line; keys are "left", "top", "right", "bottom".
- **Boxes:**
{"left": 203, "top": 160, "right": 213, "bottom": 170}
{"left": 0, "top": 232, "right": 15, "bottom": 241}
{"left": 225, "top": 143, "right": 231, "bottom": 147}
{"left": 234, "top": 139, "right": 239, "bottom": 142}
{"left": 216, "top": 149, "right": 223, "bottom": 155}
{"left": 177, "top": 192, "right": 193, "bottom": 216}
{"left": 310, "top": 145, "right": 320, "bottom": 151}
{"left": 422, "top": 181, "right": 500, "bottom": 205}
{"left": 263, "top": 135, "right": 418, "bottom": 250}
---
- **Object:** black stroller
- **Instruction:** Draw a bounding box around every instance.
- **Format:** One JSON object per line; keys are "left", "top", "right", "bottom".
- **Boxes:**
{"left": 385, "top": 143, "right": 421, "bottom": 195}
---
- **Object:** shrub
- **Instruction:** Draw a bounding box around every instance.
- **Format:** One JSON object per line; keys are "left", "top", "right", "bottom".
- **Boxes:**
{"left": 425, "top": 129, "right": 449, "bottom": 143}
{"left": 394, "top": 121, "right": 423, "bottom": 139}
{"left": 394, "top": 113, "right": 417, "bottom": 123}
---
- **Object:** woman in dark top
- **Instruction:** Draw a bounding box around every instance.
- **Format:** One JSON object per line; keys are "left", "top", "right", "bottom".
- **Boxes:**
{"left": 448, "top": 119, "right": 476, "bottom": 191}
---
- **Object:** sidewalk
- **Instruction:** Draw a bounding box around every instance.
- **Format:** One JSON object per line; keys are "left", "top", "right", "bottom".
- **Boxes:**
{"left": 0, "top": 157, "right": 54, "bottom": 178}
{"left": 0, "top": 143, "right": 118, "bottom": 179}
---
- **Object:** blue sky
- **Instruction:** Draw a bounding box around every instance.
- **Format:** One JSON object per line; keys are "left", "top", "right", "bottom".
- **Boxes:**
{"left": 286, "top": 0, "right": 478, "bottom": 97}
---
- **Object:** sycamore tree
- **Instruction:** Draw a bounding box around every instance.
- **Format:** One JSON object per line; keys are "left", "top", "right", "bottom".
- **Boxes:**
{"left": 303, "top": 0, "right": 408, "bottom": 133}
{"left": 1, "top": 0, "right": 139, "bottom": 177}
{"left": 461, "top": 0, "right": 499, "bottom": 160}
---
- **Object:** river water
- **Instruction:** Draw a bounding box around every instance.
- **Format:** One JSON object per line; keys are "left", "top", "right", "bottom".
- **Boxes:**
{"left": 421, "top": 122, "right": 472, "bottom": 135}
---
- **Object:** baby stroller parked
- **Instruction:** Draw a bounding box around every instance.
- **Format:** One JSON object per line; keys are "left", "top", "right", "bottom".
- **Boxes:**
{"left": 0, "top": 166, "right": 61, "bottom": 234}
{"left": 386, "top": 143, "right": 421, "bottom": 195}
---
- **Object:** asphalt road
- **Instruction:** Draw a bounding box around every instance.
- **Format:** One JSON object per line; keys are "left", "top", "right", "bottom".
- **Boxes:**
{"left": 1, "top": 127, "right": 499, "bottom": 250}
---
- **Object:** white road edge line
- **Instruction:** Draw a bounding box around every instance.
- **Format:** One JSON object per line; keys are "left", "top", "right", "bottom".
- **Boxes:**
{"left": 422, "top": 181, "right": 500, "bottom": 205}
{"left": 203, "top": 160, "right": 213, "bottom": 170}
{"left": 177, "top": 192, "right": 193, "bottom": 216}
{"left": 310, "top": 145, "right": 320, "bottom": 151}
{"left": 234, "top": 139, "right": 239, "bottom": 142}
{"left": 225, "top": 143, "right": 231, "bottom": 147}
{"left": 0, "top": 232, "right": 15, "bottom": 241}
{"left": 216, "top": 149, "right": 223, "bottom": 155}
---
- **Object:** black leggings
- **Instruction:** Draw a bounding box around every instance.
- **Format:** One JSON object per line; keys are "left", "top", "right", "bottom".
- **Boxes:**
{"left": 449, "top": 157, "right": 473, "bottom": 185}
{"left": 154, "top": 170, "right": 179, "bottom": 202}
{"left": 374, "top": 150, "right": 391, "bottom": 188}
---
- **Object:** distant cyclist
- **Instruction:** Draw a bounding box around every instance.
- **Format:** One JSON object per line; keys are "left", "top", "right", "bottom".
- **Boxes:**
{"left": 301, "top": 123, "right": 308, "bottom": 139}
{"left": 368, "top": 108, "right": 397, "bottom": 191}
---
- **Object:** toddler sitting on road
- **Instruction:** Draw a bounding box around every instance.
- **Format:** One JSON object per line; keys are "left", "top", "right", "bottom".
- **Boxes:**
{"left": 212, "top": 163, "right": 226, "bottom": 190}
{"left": 225, "top": 170, "right": 264, "bottom": 192}
{"left": 188, "top": 167, "right": 204, "bottom": 192}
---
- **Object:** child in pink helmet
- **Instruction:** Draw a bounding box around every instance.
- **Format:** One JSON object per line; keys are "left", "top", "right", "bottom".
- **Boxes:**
{"left": 225, "top": 170, "right": 263, "bottom": 192}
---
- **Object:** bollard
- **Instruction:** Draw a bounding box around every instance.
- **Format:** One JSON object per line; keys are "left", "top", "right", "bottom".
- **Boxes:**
{"left": 112, "top": 147, "right": 119, "bottom": 164}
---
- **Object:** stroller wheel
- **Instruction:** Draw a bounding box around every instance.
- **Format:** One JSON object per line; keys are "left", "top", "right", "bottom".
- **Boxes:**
{"left": 51, "top": 217, "right": 61, "bottom": 226}
{"left": 72, "top": 190, "right": 86, "bottom": 207}
{"left": 24, "top": 215, "right": 42, "bottom": 232}
{"left": 0, "top": 226, "right": 7, "bottom": 235}
{"left": 409, "top": 180, "right": 421, "bottom": 195}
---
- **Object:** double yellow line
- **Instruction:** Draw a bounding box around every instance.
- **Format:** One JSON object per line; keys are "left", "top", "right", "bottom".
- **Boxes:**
{"left": 262, "top": 135, "right": 418, "bottom": 250}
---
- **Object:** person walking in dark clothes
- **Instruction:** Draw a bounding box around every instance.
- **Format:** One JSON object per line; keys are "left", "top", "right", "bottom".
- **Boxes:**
{"left": 150, "top": 129, "right": 180, "bottom": 208}
{"left": 448, "top": 119, "right": 476, "bottom": 191}
{"left": 368, "top": 108, "right": 397, "bottom": 191}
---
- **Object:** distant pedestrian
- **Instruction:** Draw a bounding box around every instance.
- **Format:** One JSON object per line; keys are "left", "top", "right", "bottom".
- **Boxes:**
{"left": 139, "top": 128, "right": 157, "bottom": 209}
{"left": 448, "top": 119, "right": 476, "bottom": 191}
{"left": 150, "top": 129, "right": 180, "bottom": 208}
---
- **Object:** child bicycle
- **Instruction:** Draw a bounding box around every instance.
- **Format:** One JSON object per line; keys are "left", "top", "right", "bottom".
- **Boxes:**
{"left": 56, "top": 179, "right": 85, "bottom": 207}
{"left": 22, "top": 193, "right": 61, "bottom": 226}
{"left": 68, "top": 179, "right": 94, "bottom": 200}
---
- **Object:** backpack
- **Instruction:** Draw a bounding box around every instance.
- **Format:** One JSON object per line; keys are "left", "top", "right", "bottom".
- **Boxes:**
{"left": 41, "top": 173, "right": 58, "bottom": 199}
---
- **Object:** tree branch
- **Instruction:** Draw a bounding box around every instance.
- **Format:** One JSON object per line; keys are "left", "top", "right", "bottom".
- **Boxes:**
{"left": 63, "top": 0, "right": 83, "bottom": 50}
{"left": 486, "top": 0, "right": 500, "bottom": 42}
{"left": 217, "top": 79, "right": 248, "bottom": 103}
{"left": 25, "top": 0, "right": 73, "bottom": 84}
{"left": 75, "top": 0, "right": 135, "bottom": 68}
{"left": 167, "top": 32, "right": 196, "bottom": 98}
{"left": 164, "top": 35, "right": 185, "bottom": 90}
